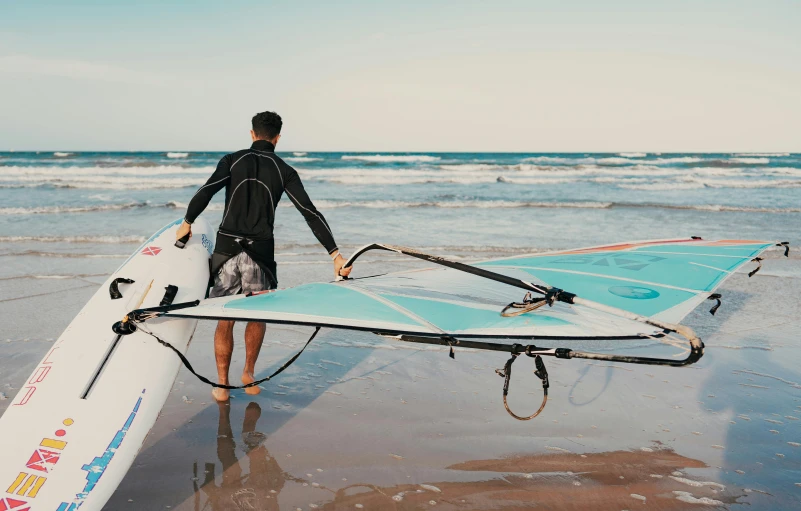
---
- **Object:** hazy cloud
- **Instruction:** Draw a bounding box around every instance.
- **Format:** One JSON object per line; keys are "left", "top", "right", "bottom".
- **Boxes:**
{"left": 0, "top": 55, "right": 167, "bottom": 86}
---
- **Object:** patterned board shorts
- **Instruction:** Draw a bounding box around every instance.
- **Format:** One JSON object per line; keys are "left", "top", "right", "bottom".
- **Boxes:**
{"left": 209, "top": 251, "right": 276, "bottom": 298}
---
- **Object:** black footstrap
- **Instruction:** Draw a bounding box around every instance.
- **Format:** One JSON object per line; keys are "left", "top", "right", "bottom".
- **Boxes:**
{"left": 494, "top": 346, "right": 549, "bottom": 420}
{"left": 109, "top": 277, "right": 135, "bottom": 300}
{"left": 138, "top": 326, "right": 321, "bottom": 390}
{"left": 707, "top": 293, "right": 723, "bottom": 315}
{"left": 748, "top": 258, "right": 763, "bottom": 278}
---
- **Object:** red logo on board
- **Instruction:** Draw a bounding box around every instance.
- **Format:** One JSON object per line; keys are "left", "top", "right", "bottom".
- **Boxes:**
{"left": 25, "top": 449, "right": 60, "bottom": 473}
{"left": 141, "top": 246, "right": 162, "bottom": 256}
{"left": 0, "top": 497, "right": 30, "bottom": 511}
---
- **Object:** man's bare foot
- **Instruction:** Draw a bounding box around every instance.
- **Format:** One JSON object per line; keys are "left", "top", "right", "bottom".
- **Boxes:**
{"left": 212, "top": 388, "right": 230, "bottom": 402}
{"left": 242, "top": 372, "right": 261, "bottom": 395}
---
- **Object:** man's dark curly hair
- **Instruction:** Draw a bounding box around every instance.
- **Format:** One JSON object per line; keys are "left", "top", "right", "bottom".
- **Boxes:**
{"left": 252, "top": 111, "right": 282, "bottom": 140}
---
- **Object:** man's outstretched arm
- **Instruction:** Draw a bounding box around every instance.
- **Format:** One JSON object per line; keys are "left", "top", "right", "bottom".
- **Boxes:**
{"left": 176, "top": 156, "right": 231, "bottom": 240}
{"left": 284, "top": 167, "right": 351, "bottom": 277}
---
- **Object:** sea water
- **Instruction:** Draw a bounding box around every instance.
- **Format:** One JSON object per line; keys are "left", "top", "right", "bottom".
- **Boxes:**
{"left": 0, "top": 151, "right": 798, "bottom": 267}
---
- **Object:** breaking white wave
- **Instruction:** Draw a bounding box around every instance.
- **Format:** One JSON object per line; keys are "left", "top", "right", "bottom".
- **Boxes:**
{"left": 522, "top": 156, "right": 577, "bottom": 164}
{"left": 595, "top": 157, "right": 636, "bottom": 165}
{"left": 292, "top": 152, "right": 308, "bottom": 156}
{"left": 618, "top": 152, "right": 647, "bottom": 157}
{"left": 285, "top": 157, "right": 322, "bottom": 163}
{"left": 650, "top": 156, "right": 704, "bottom": 164}
{"left": 166, "top": 152, "right": 190, "bottom": 158}
{"left": 53, "top": 152, "right": 73, "bottom": 157}
{"left": 341, "top": 154, "right": 441, "bottom": 163}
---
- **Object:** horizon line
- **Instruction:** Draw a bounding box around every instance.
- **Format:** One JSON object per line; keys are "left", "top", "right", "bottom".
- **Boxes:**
{"left": 0, "top": 150, "right": 798, "bottom": 154}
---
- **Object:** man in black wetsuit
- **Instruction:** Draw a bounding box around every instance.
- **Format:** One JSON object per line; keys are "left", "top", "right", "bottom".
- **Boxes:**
{"left": 175, "top": 111, "right": 350, "bottom": 402}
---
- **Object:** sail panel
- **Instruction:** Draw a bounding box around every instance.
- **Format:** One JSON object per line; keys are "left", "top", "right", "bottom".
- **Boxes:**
{"left": 163, "top": 239, "right": 778, "bottom": 340}
{"left": 377, "top": 292, "right": 572, "bottom": 333}
{"left": 225, "top": 283, "right": 427, "bottom": 330}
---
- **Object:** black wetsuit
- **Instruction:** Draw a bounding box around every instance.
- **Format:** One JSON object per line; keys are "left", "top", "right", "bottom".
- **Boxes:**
{"left": 184, "top": 140, "right": 337, "bottom": 286}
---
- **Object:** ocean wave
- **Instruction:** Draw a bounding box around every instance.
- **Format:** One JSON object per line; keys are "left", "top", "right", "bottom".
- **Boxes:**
{"left": 300, "top": 164, "right": 684, "bottom": 184}
{"left": 496, "top": 176, "right": 577, "bottom": 185}
{"left": 0, "top": 250, "right": 128, "bottom": 259}
{"left": 700, "top": 178, "right": 801, "bottom": 189}
{"left": 650, "top": 156, "right": 704, "bottom": 164}
{"left": 621, "top": 177, "right": 801, "bottom": 190}
{"left": 0, "top": 235, "right": 145, "bottom": 243}
{"left": 166, "top": 152, "right": 190, "bottom": 158}
{"left": 521, "top": 156, "right": 577, "bottom": 164}
{"left": 0, "top": 201, "right": 223, "bottom": 215}
{"left": 6, "top": 198, "right": 798, "bottom": 216}
{"left": 437, "top": 163, "right": 502, "bottom": 172}
{"left": 613, "top": 203, "right": 801, "bottom": 213}
{"left": 520, "top": 155, "right": 712, "bottom": 166}
{"left": 293, "top": 152, "right": 308, "bottom": 157}
{"left": 341, "top": 154, "right": 441, "bottom": 163}
{"left": 619, "top": 182, "right": 705, "bottom": 191}
{"left": 322, "top": 175, "right": 500, "bottom": 185}
{"left": 728, "top": 157, "right": 770, "bottom": 164}
{"left": 762, "top": 166, "right": 801, "bottom": 176}
{"left": 674, "top": 166, "right": 801, "bottom": 177}
{"left": 594, "top": 157, "right": 636, "bottom": 165}
{"left": 734, "top": 153, "right": 790, "bottom": 157}
{"left": 192, "top": 199, "right": 801, "bottom": 213}
{"left": 1, "top": 171, "right": 798, "bottom": 190}
{"left": 319, "top": 199, "right": 614, "bottom": 209}
{"left": 285, "top": 157, "right": 323, "bottom": 163}
{"left": 0, "top": 165, "right": 212, "bottom": 177}
{"left": 53, "top": 152, "right": 73, "bottom": 157}
{"left": 436, "top": 163, "right": 682, "bottom": 177}
{"left": 0, "top": 174, "right": 206, "bottom": 190}
{"left": 0, "top": 202, "right": 150, "bottom": 215}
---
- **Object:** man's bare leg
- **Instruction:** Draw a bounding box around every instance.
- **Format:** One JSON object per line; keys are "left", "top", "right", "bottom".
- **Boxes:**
{"left": 212, "top": 320, "right": 235, "bottom": 401}
{"left": 242, "top": 322, "right": 266, "bottom": 395}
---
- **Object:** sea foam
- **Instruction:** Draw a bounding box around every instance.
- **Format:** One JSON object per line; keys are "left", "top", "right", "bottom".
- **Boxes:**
{"left": 341, "top": 154, "right": 441, "bottom": 163}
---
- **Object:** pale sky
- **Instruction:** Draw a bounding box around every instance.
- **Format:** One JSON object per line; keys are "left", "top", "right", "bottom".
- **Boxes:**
{"left": 1, "top": 0, "right": 799, "bottom": 152}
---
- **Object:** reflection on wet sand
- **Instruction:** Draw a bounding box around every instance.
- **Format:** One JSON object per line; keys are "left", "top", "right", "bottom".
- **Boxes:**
{"left": 321, "top": 450, "right": 738, "bottom": 510}
{"left": 190, "top": 366, "right": 743, "bottom": 510}
{"left": 196, "top": 401, "right": 295, "bottom": 511}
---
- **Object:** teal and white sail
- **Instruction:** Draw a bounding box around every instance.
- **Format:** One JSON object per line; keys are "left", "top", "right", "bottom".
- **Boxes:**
{"left": 161, "top": 238, "right": 777, "bottom": 341}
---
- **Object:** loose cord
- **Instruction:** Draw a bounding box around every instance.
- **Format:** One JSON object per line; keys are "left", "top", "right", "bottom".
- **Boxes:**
{"left": 137, "top": 325, "right": 321, "bottom": 390}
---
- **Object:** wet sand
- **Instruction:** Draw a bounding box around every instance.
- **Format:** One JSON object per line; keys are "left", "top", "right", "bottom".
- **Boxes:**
{"left": 2, "top": 247, "right": 800, "bottom": 510}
